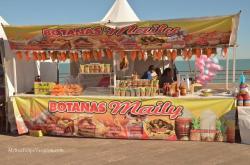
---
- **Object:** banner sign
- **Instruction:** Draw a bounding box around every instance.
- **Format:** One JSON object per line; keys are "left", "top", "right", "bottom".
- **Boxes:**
{"left": 3, "top": 13, "right": 240, "bottom": 50}
{"left": 12, "top": 96, "right": 236, "bottom": 142}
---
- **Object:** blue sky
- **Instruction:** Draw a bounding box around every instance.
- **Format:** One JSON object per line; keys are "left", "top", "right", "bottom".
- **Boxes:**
{"left": 0, "top": 0, "right": 249, "bottom": 59}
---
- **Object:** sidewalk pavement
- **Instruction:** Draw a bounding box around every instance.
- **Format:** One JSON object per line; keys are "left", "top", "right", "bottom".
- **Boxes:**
{"left": 0, "top": 134, "right": 250, "bottom": 165}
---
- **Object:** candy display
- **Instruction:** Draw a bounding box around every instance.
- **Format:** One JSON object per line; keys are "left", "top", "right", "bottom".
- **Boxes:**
{"left": 114, "top": 87, "right": 158, "bottom": 97}
{"left": 115, "top": 79, "right": 159, "bottom": 97}
{"left": 50, "top": 84, "right": 83, "bottom": 96}
{"left": 34, "top": 82, "right": 56, "bottom": 95}
{"left": 80, "top": 63, "right": 111, "bottom": 74}
{"left": 163, "top": 82, "right": 181, "bottom": 97}
{"left": 117, "top": 79, "right": 159, "bottom": 88}
{"left": 237, "top": 77, "right": 250, "bottom": 106}
{"left": 239, "top": 83, "right": 248, "bottom": 95}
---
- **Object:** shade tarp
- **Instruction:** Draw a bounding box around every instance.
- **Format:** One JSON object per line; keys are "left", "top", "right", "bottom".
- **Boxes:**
{"left": 2, "top": 12, "right": 240, "bottom": 51}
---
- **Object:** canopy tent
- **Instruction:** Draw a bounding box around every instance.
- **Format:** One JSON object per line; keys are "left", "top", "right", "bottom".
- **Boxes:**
{"left": 0, "top": 0, "right": 241, "bottom": 133}
{"left": 101, "top": 0, "right": 140, "bottom": 23}
{"left": 1, "top": 12, "right": 241, "bottom": 91}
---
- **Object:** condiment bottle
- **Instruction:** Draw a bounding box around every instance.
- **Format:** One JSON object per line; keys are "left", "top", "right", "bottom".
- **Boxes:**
{"left": 243, "top": 94, "right": 250, "bottom": 106}
{"left": 163, "top": 83, "right": 170, "bottom": 96}
{"left": 35, "top": 76, "right": 41, "bottom": 82}
{"left": 173, "top": 83, "right": 180, "bottom": 97}
{"left": 179, "top": 80, "right": 187, "bottom": 96}
{"left": 237, "top": 95, "right": 243, "bottom": 106}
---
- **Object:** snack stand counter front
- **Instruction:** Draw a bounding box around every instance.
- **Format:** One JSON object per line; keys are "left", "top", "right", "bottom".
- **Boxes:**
{"left": 12, "top": 94, "right": 236, "bottom": 142}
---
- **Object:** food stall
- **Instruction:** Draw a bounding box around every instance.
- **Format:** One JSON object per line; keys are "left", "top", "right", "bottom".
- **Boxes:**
{"left": 0, "top": 12, "right": 242, "bottom": 142}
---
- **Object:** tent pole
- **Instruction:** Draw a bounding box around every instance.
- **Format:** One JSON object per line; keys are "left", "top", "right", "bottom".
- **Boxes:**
{"left": 13, "top": 57, "right": 17, "bottom": 94}
{"left": 232, "top": 45, "right": 236, "bottom": 83}
{"left": 226, "top": 52, "right": 229, "bottom": 90}
{"left": 57, "top": 61, "right": 59, "bottom": 84}
{"left": 113, "top": 51, "right": 117, "bottom": 89}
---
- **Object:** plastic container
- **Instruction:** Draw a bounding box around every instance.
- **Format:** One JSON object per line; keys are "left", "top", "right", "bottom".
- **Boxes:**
{"left": 243, "top": 94, "right": 250, "bottom": 106}
{"left": 237, "top": 95, "right": 244, "bottom": 106}
{"left": 240, "top": 83, "right": 249, "bottom": 95}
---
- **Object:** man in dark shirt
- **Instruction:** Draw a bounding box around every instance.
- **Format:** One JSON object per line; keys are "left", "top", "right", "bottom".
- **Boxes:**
{"left": 141, "top": 65, "right": 155, "bottom": 80}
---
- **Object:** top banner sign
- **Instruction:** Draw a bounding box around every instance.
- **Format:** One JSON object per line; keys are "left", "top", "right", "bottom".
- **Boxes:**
{"left": 2, "top": 13, "right": 240, "bottom": 50}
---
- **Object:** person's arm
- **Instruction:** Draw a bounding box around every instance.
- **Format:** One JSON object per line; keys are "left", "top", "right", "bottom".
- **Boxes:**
{"left": 147, "top": 71, "right": 152, "bottom": 80}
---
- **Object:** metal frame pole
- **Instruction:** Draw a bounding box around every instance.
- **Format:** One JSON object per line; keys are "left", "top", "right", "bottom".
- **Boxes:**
{"left": 232, "top": 45, "right": 236, "bottom": 83}
{"left": 113, "top": 51, "right": 117, "bottom": 90}
{"left": 226, "top": 51, "right": 229, "bottom": 90}
{"left": 13, "top": 57, "right": 17, "bottom": 94}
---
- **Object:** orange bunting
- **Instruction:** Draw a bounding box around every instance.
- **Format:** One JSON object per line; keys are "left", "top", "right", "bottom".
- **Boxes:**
{"left": 166, "top": 50, "right": 171, "bottom": 59}
{"left": 131, "top": 51, "right": 137, "bottom": 61}
{"left": 206, "top": 48, "right": 212, "bottom": 57}
{"left": 61, "top": 52, "right": 67, "bottom": 62}
{"left": 171, "top": 50, "right": 177, "bottom": 61}
{"left": 187, "top": 49, "right": 192, "bottom": 60}
{"left": 83, "top": 51, "right": 88, "bottom": 61}
{"left": 195, "top": 48, "right": 201, "bottom": 58}
{"left": 41, "top": 52, "right": 47, "bottom": 61}
{"left": 73, "top": 52, "right": 79, "bottom": 62}
{"left": 33, "top": 51, "right": 38, "bottom": 61}
{"left": 37, "top": 52, "right": 42, "bottom": 61}
{"left": 138, "top": 51, "right": 144, "bottom": 61}
{"left": 56, "top": 52, "right": 61, "bottom": 61}
{"left": 81, "top": 51, "right": 85, "bottom": 60}
{"left": 16, "top": 51, "right": 22, "bottom": 60}
{"left": 157, "top": 49, "right": 163, "bottom": 60}
{"left": 106, "top": 49, "right": 113, "bottom": 59}
{"left": 92, "top": 50, "right": 98, "bottom": 61}
{"left": 89, "top": 51, "right": 94, "bottom": 61}
{"left": 153, "top": 50, "right": 158, "bottom": 61}
{"left": 51, "top": 52, "right": 57, "bottom": 62}
{"left": 86, "top": 51, "right": 91, "bottom": 61}
{"left": 70, "top": 52, "right": 74, "bottom": 61}
{"left": 25, "top": 51, "right": 31, "bottom": 61}
{"left": 97, "top": 50, "right": 102, "bottom": 61}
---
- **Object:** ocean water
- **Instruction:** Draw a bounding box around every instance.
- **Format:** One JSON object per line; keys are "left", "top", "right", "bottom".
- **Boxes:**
{"left": 175, "top": 59, "right": 250, "bottom": 83}
{"left": 59, "top": 59, "right": 250, "bottom": 83}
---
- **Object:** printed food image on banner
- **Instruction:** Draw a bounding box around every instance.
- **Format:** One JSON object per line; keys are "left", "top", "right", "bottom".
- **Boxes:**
{"left": 77, "top": 115, "right": 97, "bottom": 137}
{"left": 12, "top": 96, "right": 236, "bottom": 142}
{"left": 3, "top": 13, "right": 239, "bottom": 50}
{"left": 126, "top": 112, "right": 145, "bottom": 139}
{"left": 143, "top": 117, "right": 175, "bottom": 140}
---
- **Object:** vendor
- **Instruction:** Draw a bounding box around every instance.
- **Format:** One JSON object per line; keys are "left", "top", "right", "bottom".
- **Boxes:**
{"left": 159, "top": 68, "right": 174, "bottom": 88}
{"left": 155, "top": 67, "right": 162, "bottom": 80}
{"left": 141, "top": 65, "right": 156, "bottom": 80}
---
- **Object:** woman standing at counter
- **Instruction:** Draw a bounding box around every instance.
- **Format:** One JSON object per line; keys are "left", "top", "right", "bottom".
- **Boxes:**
{"left": 159, "top": 68, "right": 174, "bottom": 88}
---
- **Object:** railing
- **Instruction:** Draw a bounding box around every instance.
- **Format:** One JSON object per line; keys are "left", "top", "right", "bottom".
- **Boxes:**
{"left": 176, "top": 69, "right": 250, "bottom": 83}
{"left": 59, "top": 70, "right": 250, "bottom": 83}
